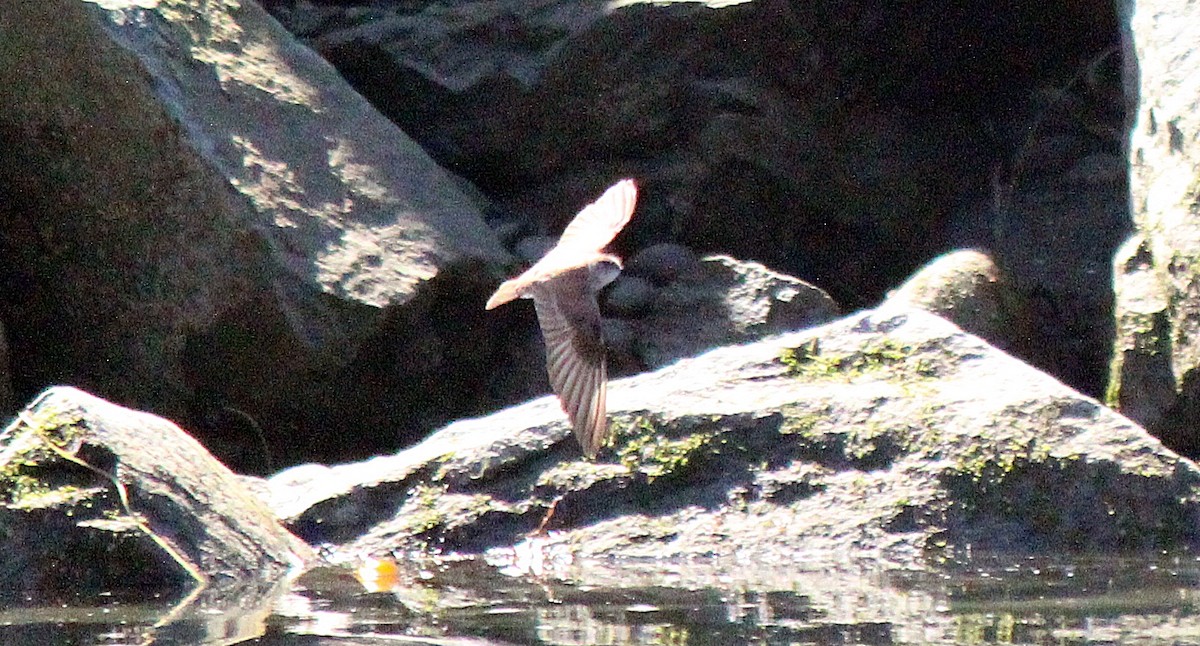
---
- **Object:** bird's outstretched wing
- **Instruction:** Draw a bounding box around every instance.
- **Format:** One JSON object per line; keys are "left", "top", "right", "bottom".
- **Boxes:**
{"left": 531, "top": 270, "right": 608, "bottom": 457}
{"left": 485, "top": 178, "right": 637, "bottom": 310}
{"left": 484, "top": 179, "right": 635, "bottom": 455}
{"left": 552, "top": 178, "right": 637, "bottom": 258}
{"left": 556, "top": 178, "right": 638, "bottom": 253}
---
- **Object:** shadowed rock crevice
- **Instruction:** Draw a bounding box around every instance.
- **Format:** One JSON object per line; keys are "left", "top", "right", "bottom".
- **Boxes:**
{"left": 291, "top": 477, "right": 430, "bottom": 547}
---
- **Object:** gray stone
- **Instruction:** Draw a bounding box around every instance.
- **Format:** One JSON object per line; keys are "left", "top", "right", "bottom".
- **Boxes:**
{"left": 886, "top": 249, "right": 1034, "bottom": 360}
{"left": 601, "top": 317, "right": 636, "bottom": 355}
{"left": 0, "top": 386, "right": 312, "bottom": 603}
{"left": 630, "top": 255, "right": 839, "bottom": 369}
{"left": 514, "top": 236, "right": 558, "bottom": 264}
{"left": 0, "top": 0, "right": 511, "bottom": 470}
{"left": 626, "top": 243, "right": 703, "bottom": 286}
{"left": 604, "top": 275, "right": 656, "bottom": 317}
{"left": 0, "top": 321, "right": 11, "bottom": 420}
{"left": 270, "top": 305, "right": 1200, "bottom": 569}
{"left": 1108, "top": 0, "right": 1200, "bottom": 456}
{"left": 1104, "top": 0, "right": 1200, "bottom": 446}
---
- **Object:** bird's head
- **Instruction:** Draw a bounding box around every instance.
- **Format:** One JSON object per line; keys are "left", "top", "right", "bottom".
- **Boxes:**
{"left": 587, "top": 254, "right": 623, "bottom": 292}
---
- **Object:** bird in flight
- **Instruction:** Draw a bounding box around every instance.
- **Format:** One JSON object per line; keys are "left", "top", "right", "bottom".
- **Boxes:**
{"left": 486, "top": 179, "right": 638, "bottom": 458}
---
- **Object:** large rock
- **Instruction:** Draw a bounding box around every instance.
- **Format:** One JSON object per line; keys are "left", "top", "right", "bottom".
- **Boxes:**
{"left": 617, "top": 254, "right": 839, "bottom": 370}
{"left": 0, "top": 0, "right": 510, "bottom": 470}
{"left": 268, "top": 306, "right": 1200, "bottom": 569}
{"left": 886, "top": 248, "right": 1041, "bottom": 365}
{"left": 277, "top": 0, "right": 1129, "bottom": 399}
{"left": 1109, "top": 0, "right": 1200, "bottom": 456}
{"left": 0, "top": 386, "right": 312, "bottom": 603}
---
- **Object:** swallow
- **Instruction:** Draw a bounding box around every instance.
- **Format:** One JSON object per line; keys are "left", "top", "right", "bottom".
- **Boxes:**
{"left": 486, "top": 179, "right": 638, "bottom": 457}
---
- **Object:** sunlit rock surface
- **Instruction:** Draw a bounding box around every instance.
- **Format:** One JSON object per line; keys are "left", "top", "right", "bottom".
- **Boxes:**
{"left": 0, "top": 0, "right": 509, "bottom": 472}
{"left": 617, "top": 254, "right": 840, "bottom": 371}
{"left": 1109, "top": 0, "right": 1200, "bottom": 455}
{"left": 270, "top": 306, "right": 1200, "bottom": 570}
{"left": 0, "top": 387, "right": 312, "bottom": 603}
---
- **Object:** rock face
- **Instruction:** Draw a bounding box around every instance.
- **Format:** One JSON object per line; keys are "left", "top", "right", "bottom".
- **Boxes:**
{"left": 0, "top": 0, "right": 1152, "bottom": 475}
{"left": 0, "top": 322, "right": 12, "bottom": 419}
{"left": 1109, "top": 0, "right": 1200, "bottom": 456}
{"left": 276, "top": 0, "right": 1130, "bottom": 400}
{"left": 0, "top": 0, "right": 512, "bottom": 470}
{"left": 269, "top": 306, "right": 1200, "bottom": 569}
{"left": 0, "top": 386, "right": 311, "bottom": 603}
{"left": 617, "top": 254, "right": 839, "bottom": 371}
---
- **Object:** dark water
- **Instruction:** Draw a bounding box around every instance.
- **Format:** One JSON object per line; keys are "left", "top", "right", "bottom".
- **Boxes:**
{"left": 5, "top": 549, "right": 1200, "bottom": 645}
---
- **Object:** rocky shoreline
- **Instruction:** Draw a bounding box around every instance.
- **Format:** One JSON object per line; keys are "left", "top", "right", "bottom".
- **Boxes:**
{"left": 1, "top": 0, "right": 1199, "bottom": 640}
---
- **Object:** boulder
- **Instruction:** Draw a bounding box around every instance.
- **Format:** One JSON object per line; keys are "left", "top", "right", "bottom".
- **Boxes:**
{"left": 268, "top": 306, "right": 1200, "bottom": 569}
{"left": 618, "top": 254, "right": 840, "bottom": 370}
{"left": 0, "top": 0, "right": 510, "bottom": 470}
{"left": 279, "top": 0, "right": 1129, "bottom": 398}
{"left": 0, "top": 386, "right": 312, "bottom": 603}
{"left": 885, "top": 249, "right": 1038, "bottom": 365}
{"left": 1109, "top": 0, "right": 1200, "bottom": 456}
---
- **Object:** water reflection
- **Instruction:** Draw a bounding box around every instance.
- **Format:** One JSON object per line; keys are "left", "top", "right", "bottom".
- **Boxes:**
{"left": 7, "top": 552, "right": 1200, "bottom": 644}
{"left": 0, "top": 575, "right": 289, "bottom": 646}
{"left": 254, "top": 550, "right": 1200, "bottom": 645}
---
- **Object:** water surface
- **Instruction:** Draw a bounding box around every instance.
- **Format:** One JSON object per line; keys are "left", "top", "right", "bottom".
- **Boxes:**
{"left": 5, "top": 550, "right": 1200, "bottom": 645}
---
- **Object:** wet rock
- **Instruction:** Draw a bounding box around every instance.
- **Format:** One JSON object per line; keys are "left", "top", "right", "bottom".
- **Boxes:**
{"left": 0, "top": 387, "right": 312, "bottom": 603}
{"left": 1109, "top": 0, "right": 1200, "bottom": 456}
{"left": 629, "top": 255, "right": 839, "bottom": 369}
{"left": 269, "top": 305, "right": 1200, "bottom": 568}
{"left": 0, "top": 0, "right": 512, "bottom": 471}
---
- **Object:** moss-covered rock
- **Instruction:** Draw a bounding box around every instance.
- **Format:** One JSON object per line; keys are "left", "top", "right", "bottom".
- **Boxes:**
{"left": 0, "top": 387, "right": 312, "bottom": 604}
{"left": 269, "top": 305, "right": 1200, "bottom": 574}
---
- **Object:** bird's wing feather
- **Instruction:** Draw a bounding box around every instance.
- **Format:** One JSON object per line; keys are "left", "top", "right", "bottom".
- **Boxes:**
{"left": 552, "top": 178, "right": 637, "bottom": 257}
{"left": 485, "top": 276, "right": 524, "bottom": 310}
{"left": 532, "top": 271, "right": 609, "bottom": 457}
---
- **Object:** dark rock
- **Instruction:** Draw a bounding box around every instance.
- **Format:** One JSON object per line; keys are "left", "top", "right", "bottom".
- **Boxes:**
{"left": 626, "top": 243, "right": 703, "bottom": 286}
{"left": 285, "top": 0, "right": 1129, "bottom": 400}
{"left": 0, "top": 0, "right": 1139, "bottom": 477}
{"left": 601, "top": 317, "right": 636, "bottom": 355}
{"left": 0, "top": 0, "right": 512, "bottom": 471}
{"left": 1109, "top": 0, "right": 1200, "bottom": 457}
{"left": 0, "top": 321, "right": 11, "bottom": 419}
{"left": 514, "top": 235, "right": 557, "bottom": 264}
{"left": 269, "top": 306, "right": 1200, "bottom": 569}
{"left": 628, "top": 255, "right": 839, "bottom": 369}
{"left": 604, "top": 275, "right": 656, "bottom": 317}
{"left": 0, "top": 386, "right": 312, "bottom": 604}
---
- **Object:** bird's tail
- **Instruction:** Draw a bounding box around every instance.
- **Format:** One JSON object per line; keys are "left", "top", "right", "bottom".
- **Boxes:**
{"left": 485, "top": 279, "right": 523, "bottom": 310}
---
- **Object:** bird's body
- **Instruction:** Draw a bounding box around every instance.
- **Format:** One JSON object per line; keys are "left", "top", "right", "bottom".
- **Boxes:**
{"left": 486, "top": 179, "right": 637, "bottom": 457}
